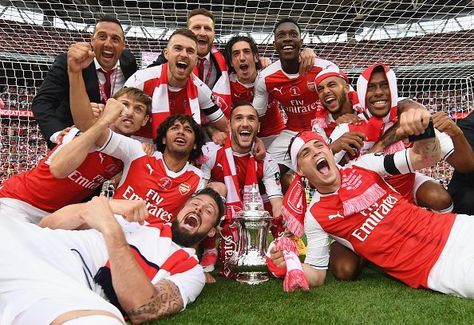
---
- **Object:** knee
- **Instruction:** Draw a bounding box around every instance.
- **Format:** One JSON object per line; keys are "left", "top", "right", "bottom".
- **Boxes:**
{"left": 330, "top": 260, "right": 360, "bottom": 281}
{"left": 416, "top": 182, "right": 453, "bottom": 211}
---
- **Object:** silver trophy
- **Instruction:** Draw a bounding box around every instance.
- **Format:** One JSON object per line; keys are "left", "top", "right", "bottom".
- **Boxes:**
{"left": 228, "top": 184, "right": 273, "bottom": 285}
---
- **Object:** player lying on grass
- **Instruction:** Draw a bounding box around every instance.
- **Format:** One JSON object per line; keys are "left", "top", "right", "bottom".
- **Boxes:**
{"left": 270, "top": 106, "right": 474, "bottom": 299}
{"left": 0, "top": 188, "right": 223, "bottom": 324}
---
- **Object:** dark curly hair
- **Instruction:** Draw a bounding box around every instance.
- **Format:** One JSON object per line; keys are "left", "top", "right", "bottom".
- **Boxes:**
{"left": 224, "top": 35, "right": 262, "bottom": 74}
{"left": 154, "top": 114, "right": 205, "bottom": 163}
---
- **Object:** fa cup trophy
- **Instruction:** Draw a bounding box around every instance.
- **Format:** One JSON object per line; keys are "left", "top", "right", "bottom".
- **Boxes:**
{"left": 228, "top": 184, "right": 273, "bottom": 285}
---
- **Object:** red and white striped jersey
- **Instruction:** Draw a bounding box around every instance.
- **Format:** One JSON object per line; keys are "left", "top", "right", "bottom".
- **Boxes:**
{"left": 99, "top": 130, "right": 204, "bottom": 225}
{"left": 304, "top": 151, "right": 456, "bottom": 289}
{"left": 201, "top": 142, "right": 282, "bottom": 200}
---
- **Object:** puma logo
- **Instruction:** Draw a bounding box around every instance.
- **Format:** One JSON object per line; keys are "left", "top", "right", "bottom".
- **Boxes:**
{"left": 98, "top": 153, "right": 104, "bottom": 164}
{"left": 328, "top": 211, "right": 344, "bottom": 220}
{"left": 146, "top": 163, "right": 154, "bottom": 175}
{"left": 272, "top": 87, "right": 283, "bottom": 95}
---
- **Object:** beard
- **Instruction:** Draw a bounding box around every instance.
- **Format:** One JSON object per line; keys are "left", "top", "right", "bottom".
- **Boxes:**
{"left": 171, "top": 218, "right": 209, "bottom": 247}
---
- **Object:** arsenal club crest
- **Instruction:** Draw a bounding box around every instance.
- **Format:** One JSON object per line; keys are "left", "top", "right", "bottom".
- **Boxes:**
{"left": 179, "top": 182, "right": 191, "bottom": 195}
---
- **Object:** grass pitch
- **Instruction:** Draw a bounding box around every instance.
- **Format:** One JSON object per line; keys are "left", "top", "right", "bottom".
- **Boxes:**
{"left": 157, "top": 265, "right": 474, "bottom": 325}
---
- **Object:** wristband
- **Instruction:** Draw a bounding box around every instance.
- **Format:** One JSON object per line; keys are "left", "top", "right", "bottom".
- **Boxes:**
{"left": 408, "top": 120, "right": 435, "bottom": 142}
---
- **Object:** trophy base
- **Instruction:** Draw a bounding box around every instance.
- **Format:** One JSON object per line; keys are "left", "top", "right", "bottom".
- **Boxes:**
{"left": 235, "top": 272, "right": 269, "bottom": 285}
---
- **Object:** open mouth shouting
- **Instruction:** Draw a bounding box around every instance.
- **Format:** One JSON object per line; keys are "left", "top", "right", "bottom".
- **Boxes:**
{"left": 239, "top": 63, "right": 249, "bottom": 73}
{"left": 182, "top": 212, "right": 201, "bottom": 232}
{"left": 120, "top": 117, "right": 134, "bottom": 127}
{"left": 176, "top": 61, "right": 188, "bottom": 73}
{"left": 102, "top": 50, "right": 114, "bottom": 60}
{"left": 323, "top": 94, "right": 337, "bottom": 106}
{"left": 174, "top": 136, "right": 187, "bottom": 146}
{"left": 316, "top": 157, "right": 330, "bottom": 176}
{"left": 239, "top": 129, "right": 253, "bottom": 142}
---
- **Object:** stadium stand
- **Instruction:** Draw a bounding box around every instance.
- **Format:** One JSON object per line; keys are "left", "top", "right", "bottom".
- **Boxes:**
{"left": 0, "top": 1, "right": 473, "bottom": 186}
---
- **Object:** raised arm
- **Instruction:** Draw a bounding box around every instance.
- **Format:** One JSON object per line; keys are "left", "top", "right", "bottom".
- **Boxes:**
{"left": 397, "top": 108, "right": 441, "bottom": 171}
{"left": 432, "top": 111, "right": 474, "bottom": 173}
{"left": 68, "top": 42, "right": 98, "bottom": 131}
{"left": 48, "top": 98, "right": 124, "bottom": 178}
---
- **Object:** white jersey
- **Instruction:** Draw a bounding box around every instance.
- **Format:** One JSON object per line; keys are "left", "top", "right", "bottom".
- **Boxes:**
{"left": 0, "top": 215, "right": 204, "bottom": 324}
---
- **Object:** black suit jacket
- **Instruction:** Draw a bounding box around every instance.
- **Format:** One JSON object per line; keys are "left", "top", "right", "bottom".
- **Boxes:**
{"left": 32, "top": 48, "right": 137, "bottom": 148}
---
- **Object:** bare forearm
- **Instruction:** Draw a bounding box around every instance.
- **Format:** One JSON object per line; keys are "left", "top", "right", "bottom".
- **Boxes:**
{"left": 39, "top": 203, "right": 88, "bottom": 229}
{"left": 103, "top": 226, "right": 156, "bottom": 312}
{"left": 49, "top": 120, "right": 110, "bottom": 178}
{"left": 446, "top": 133, "right": 474, "bottom": 173}
{"left": 372, "top": 122, "right": 404, "bottom": 152}
{"left": 211, "top": 116, "right": 229, "bottom": 133}
{"left": 302, "top": 263, "right": 326, "bottom": 287}
{"left": 69, "top": 71, "right": 96, "bottom": 131}
{"left": 410, "top": 137, "right": 441, "bottom": 170}
{"left": 270, "top": 197, "right": 282, "bottom": 218}
{"left": 126, "top": 280, "right": 184, "bottom": 323}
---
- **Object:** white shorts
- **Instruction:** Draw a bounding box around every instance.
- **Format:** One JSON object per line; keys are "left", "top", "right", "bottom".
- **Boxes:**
{"left": 0, "top": 216, "right": 123, "bottom": 324}
{"left": 267, "top": 129, "right": 298, "bottom": 170}
{"left": 0, "top": 198, "right": 48, "bottom": 224}
{"left": 427, "top": 214, "right": 474, "bottom": 298}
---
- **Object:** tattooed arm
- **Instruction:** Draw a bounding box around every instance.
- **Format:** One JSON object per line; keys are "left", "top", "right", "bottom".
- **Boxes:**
{"left": 368, "top": 122, "right": 404, "bottom": 153}
{"left": 126, "top": 280, "right": 184, "bottom": 323}
{"left": 80, "top": 197, "right": 187, "bottom": 323}
{"left": 396, "top": 108, "right": 441, "bottom": 170}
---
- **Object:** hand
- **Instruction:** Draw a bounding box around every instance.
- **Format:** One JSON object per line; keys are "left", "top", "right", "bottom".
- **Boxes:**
{"left": 67, "top": 42, "right": 95, "bottom": 74}
{"left": 252, "top": 137, "right": 266, "bottom": 160}
{"left": 204, "top": 272, "right": 216, "bottom": 284}
{"left": 298, "top": 48, "right": 317, "bottom": 74}
{"left": 335, "top": 113, "right": 363, "bottom": 126}
{"left": 432, "top": 111, "right": 462, "bottom": 138}
{"left": 330, "top": 132, "right": 366, "bottom": 156}
{"left": 259, "top": 56, "right": 272, "bottom": 69}
{"left": 101, "top": 98, "right": 126, "bottom": 125}
{"left": 91, "top": 102, "right": 105, "bottom": 119}
{"left": 396, "top": 108, "right": 431, "bottom": 138}
{"left": 141, "top": 142, "right": 156, "bottom": 156}
{"left": 211, "top": 131, "right": 227, "bottom": 145}
{"left": 108, "top": 199, "right": 148, "bottom": 225}
{"left": 57, "top": 126, "right": 73, "bottom": 143}
{"left": 80, "top": 196, "right": 118, "bottom": 233}
{"left": 270, "top": 246, "right": 286, "bottom": 269}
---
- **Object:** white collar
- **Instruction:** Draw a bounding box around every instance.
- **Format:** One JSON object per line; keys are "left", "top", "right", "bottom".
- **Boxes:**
{"left": 94, "top": 58, "right": 121, "bottom": 71}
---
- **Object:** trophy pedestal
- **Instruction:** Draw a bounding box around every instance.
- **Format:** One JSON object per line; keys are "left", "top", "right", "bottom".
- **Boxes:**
{"left": 236, "top": 272, "right": 269, "bottom": 285}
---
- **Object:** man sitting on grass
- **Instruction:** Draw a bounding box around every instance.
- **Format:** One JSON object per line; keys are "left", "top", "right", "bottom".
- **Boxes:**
{"left": 270, "top": 105, "right": 474, "bottom": 299}
{"left": 0, "top": 188, "right": 224, "bottom": 324}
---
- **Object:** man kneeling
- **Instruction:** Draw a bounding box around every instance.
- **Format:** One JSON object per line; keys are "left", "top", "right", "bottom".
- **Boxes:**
{"left": 0, "top": 188, "right": 223, "bottom": 324}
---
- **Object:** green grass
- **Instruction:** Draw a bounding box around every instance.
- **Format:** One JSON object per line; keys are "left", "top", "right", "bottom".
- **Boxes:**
{"left": 156, "top": 265, "right": 474, "bottom": 325}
